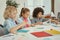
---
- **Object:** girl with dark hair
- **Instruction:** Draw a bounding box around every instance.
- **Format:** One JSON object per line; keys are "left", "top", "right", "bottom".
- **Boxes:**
{"left": 31, "top": 7, "right": 47, "bottom": 25}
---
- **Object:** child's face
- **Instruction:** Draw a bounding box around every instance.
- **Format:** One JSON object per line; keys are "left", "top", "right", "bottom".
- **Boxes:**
{"left": 22, "top": 12, "right": 30, "bottom": 18}
{"left": 37, "top": 12, "right": 43, "bottom": 18}
{"left": 9, "top": 10, "right": 17, "bottom": 20}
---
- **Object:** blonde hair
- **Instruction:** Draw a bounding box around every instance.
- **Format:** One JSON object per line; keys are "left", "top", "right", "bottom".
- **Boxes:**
{"left": 4, "top": 6, "right": 17, "bottom": 20}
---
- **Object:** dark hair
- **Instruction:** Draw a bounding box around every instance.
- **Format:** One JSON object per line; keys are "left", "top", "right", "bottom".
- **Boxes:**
{"left": 0, "top": 24, "right": 4, "bottom": 28}
{"left": 20, "top": 8, "right": 30, "bottom": 17}
{"left": 6, "top": 0, "right": 19, "bottom": 8}
{"left": 33, "top": 7, "right": 44, "bottom": 18}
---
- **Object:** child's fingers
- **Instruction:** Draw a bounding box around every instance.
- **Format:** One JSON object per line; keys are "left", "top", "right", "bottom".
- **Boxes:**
{"left": 31, "top": 24, "right": 35, "bottom": 26}
{"left": 37, "top": 22, "right": 43, "bottom": 24}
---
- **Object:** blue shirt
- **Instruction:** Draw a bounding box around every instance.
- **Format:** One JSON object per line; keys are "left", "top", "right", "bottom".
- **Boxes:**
{"left": 4, "top": 18, "right": 17, "bottom": 32}
{"left": 17, "top": 17, "right": 31, "bottom": 28}
{"left": 31, "top": 18, "right": 47, "bottom": 24}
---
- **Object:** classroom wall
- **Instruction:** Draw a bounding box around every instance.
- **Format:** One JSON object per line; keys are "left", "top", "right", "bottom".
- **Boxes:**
{"left": 43, "top": 0, "right": 51, "bottom": 15}
{"left": 0, "top": 0, "right": 51, "bottom": 24}
{"left": 0, "top": 0, "right": 6, "bottom": 24}
{"left": 54, "top": 0, "right": 60, "bottom": 18}
{"left": 0, "top": 0, "right": 23, "bottom": 24}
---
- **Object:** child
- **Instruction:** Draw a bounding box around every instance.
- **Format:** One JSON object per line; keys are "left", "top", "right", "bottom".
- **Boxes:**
{"left": 31, "top": 7, "right": 47, "bottom": 25}
{"left": 51, "top": 17, "right": 59, "bottom": 24}
{"left": 4, "top": 6, "right": 27, "bottom": 34}
{"left": 17, "top": 8, "right": 34, "bottom": 28}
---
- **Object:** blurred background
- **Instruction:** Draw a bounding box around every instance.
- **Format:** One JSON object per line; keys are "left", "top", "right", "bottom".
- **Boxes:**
{"left": 0, "top": 0, "right": 60, "bottom": 24}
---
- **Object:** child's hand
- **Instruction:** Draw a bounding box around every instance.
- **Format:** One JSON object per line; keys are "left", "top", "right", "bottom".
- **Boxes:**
{"left": 51, "top": 20, "right": 58, "bottom": 24}
{"left": 31, "top": 24, "right": 35, "bottom": 27}
{"left": 54, "top": 21, "right": 58, "bottom": 24}
{"left": 36, "top": 22, "right": 43, "bottom": 25}
{"left": 24, "top": 22, "right": 35, "bottom": 27}
{"left": 20, "top": 21, "right": 27, "bottom": 27}
{"left": 42, "top": 15, "right": 45, "bottom": 18}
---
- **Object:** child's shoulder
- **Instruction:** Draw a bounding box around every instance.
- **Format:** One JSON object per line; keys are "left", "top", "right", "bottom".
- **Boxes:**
{"left": 17, "top": 17, "right": 23, "bottom": 21}
{"left": 31, "top": 18, "right": 37, "bottom": 21}
{"left": 17, "top": 17, "right": 23, "bottom": 23}
{"left": 4, "top": 18, "right": 13, "bottom": 24}
{"left": 4, "top": 19, "right": 10, "bottom": 22}
{"left": 32, "top": 18, "right": 37, "bottom": 20}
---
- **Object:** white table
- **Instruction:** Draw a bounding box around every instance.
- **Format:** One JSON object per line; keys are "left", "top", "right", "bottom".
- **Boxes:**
{"left": 0, "top": 23, "right": 60, "bottom": 40}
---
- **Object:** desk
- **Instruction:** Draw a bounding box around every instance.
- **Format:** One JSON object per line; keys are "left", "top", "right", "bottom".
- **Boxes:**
{"left": 0, "top": 24, "right": 60, "bottom": 40}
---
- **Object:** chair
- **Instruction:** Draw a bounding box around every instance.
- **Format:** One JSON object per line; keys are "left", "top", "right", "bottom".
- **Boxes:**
{"left": 0, "top": 24, "right": 9, "bottom": 36}
{"left": 0, "top": 27, "right": 5, "bottom": 36}
{"left": 57, "top": 12, "right": 60, "bottom": 22}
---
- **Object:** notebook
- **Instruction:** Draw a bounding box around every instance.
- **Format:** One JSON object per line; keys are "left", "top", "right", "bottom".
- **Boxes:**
{"left": 31, "top": 31, "right": 52, "bottom": 38}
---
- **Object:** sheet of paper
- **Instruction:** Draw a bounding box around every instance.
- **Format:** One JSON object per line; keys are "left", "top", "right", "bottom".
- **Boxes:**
{"left": 31, "top": 31, "right": 52, "bottom": 38}
{"left": 17, "top": 29, "right": 29, "bottom": 33}
{"left": 45, "top": 29, "right": 60, "bottom": 35}
{"left": 43, "top": 38, "right": 52, "bottom": 40}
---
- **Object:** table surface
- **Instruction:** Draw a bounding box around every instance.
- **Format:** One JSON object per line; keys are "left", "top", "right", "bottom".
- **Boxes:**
{"left": 0, "top": 23, "right": 60, "bottom": 40}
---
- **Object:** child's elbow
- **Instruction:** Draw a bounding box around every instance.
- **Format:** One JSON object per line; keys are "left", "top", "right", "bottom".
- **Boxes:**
{"left": 10, "top": 28, "right": 16, "bottom": 34}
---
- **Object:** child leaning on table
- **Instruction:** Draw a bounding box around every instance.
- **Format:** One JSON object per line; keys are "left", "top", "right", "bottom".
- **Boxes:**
{"left": 3, "top": 6, "right": 27, "bottom": 34}
{"left": 17, "top": 8, "right": 35, "bottom": 28}
{"left": 51, "top": 17, "right": 59, "bottom": 24}
{"left": 31, "top": 7, "right": 47, "bottom": 25}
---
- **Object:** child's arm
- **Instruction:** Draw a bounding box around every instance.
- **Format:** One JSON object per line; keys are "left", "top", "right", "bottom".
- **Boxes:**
{"left": 28, "top": 22, "right": 43, "bottom": 27}
{"left": 10, "top": 22, "right": 27, "bottom": 34}
{"left": 51, "top": 20, "right": 58, "bottom": 24}
{"left": 30, "top": 24, "right": 35, "bottom": 27}
{"left": 34, "top": 22, "right": 43, "bottom": 25}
